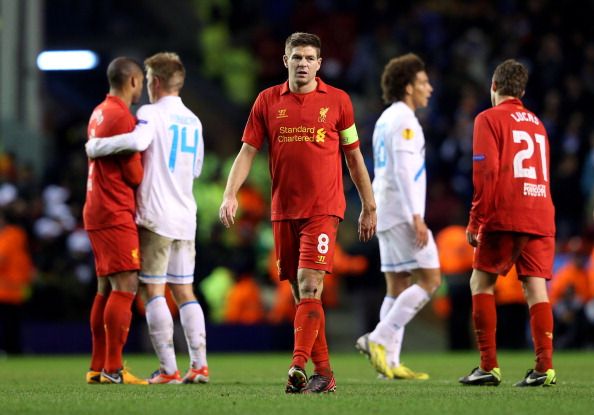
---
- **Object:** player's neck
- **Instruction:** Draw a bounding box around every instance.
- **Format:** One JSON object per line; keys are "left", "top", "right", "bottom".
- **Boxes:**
{"left": 402, "top": 96, "right": 416, "bottom": 111}
{"left": 494, "top": 95, "right": 518, "bottom": 106}
{"left": 108, "top": 89, "right": 132, "bottom": 108}
{"left": 289, "top": 78, "right": 317, "bottom": 94}
{"left": 154, "top": 91, "right": 179, "bottom": 102}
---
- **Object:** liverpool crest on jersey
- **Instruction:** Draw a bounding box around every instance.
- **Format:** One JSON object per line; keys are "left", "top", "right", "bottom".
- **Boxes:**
{"left": 318, "top": 107, "right": 329, "bottom": 122}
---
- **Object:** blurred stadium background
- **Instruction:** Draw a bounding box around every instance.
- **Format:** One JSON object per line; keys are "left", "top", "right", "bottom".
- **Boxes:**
{"left": 1, "top": 0, "right": 594, "bottom": 356}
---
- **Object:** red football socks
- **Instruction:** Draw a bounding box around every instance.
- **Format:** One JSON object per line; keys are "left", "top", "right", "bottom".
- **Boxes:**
{"left": 530, "top": 302, "right": 554, "bottom": 372}
{"left": 89, "top": 293, "right": 107, "bottom": 372}
{"left": 310, "top": 303, "right": 332, "bottom": 378}
{"left": 292, "top": 298, "right": 323, "bottom": 370}
{"left": 472, "top": 293, "right": 498, "bottom": 371}
{"left": 103, "top": 290, "right": 135, "bottom": 373}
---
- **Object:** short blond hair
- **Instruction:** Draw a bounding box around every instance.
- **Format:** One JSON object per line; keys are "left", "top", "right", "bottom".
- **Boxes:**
{"left": 144, "top": 52, "right": 185, "bottom": 92}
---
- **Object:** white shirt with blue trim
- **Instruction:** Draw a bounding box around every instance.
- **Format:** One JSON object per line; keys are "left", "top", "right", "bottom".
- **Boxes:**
{"left": 85, "top": 95, "right": 204, "bottom": 240}
{"left": 372, "top": 101, "right": 426, "bottom": 231}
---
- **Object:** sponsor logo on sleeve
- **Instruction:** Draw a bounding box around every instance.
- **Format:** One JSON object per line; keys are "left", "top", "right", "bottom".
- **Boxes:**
{"left": 402, "top": 128, "right": 414, "bottom": 140}
{"left": 473, "top": 154, "right": 486, "bottom": 161}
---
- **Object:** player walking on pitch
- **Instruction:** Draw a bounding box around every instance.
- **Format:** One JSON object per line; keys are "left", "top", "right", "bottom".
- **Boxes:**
{"left": 84, "top": 57, "right": 147, "bottom": 385}
{"left": 355, "top": 53, "right": 441, "bottom": 380}
{"left": 219, "top": 32, "right": 377, "bottom": 394}
{"left": 86, "top": 52, "right": 209, "bottom": 384}
{"left": 459, "top": 59, "right": 557, "bottom": 387}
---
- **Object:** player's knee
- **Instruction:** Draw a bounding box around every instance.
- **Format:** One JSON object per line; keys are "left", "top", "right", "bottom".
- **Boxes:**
{"left": 299, "top": 284, "right": 322, "bottom": 299}
{"left": 418, "top": 269, "right": 441, "bottom": 295}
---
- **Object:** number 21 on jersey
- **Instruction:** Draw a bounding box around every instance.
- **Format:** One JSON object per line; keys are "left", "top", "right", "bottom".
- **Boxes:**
{"left": 168, "top": 123, "right": 198, "bottom": 172}
{"left": 512, "top": 130, "right": 547, "bottom": 181}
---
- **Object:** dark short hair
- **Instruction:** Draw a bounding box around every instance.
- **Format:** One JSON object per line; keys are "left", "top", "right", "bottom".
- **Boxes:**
{"left": 284, "top": 32, "right": 322, "bottom": 58}
{"left": 492, "top": 59, "right": 528, "bottom": 98}
{"left": 381, "top": 53, "right": 425, "bottom": 104}
{"left": 107, "top": 57, "right": 142, "bottom": 90}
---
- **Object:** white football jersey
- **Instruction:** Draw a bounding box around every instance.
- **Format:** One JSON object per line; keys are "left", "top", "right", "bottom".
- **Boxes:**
{"left": 85, "top": 95, "right": 205, "bottom": 240}
{"left": 372, "top": 101, "right": 426, "bottom": 231}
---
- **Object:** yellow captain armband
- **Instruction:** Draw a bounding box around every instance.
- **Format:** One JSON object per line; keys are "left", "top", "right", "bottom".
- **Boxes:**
{"left": 339, "top": 124, "right": 359, "bottom": 145}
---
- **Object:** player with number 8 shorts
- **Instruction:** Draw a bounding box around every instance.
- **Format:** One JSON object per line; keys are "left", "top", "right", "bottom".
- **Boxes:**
{"left": 219, "top": 32, "right": 377, "bottom": 394}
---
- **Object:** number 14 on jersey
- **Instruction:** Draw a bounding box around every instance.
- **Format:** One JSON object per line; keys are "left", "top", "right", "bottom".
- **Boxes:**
{"left": 168, "top": 124, "right": 198, "bottom": 172}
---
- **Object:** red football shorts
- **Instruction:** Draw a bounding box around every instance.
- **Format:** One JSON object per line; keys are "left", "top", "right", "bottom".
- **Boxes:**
{"left": 88, "top": 222, "right": 141, "bottom": 277}
{"left": 272, "top": 215, "right": 339, "bottom": 281}
{"left": 474, "top": 231, "right": 554, "bottom": 279}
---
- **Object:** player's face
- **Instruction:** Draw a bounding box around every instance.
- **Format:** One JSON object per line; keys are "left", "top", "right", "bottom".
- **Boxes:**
{"left": 131, "top": 73, "right": 144, "bottom": 105}
{"left": 146, "top": 69, "right": 157, "bottom": 103}
{"left": 410, "top": 71, "right": 432, "bottom": 109}
{"left": 283, "top": 46, "right": 321, "bottom": 89}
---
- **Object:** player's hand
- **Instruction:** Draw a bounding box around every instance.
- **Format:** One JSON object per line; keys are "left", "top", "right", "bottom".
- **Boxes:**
{"left": 412, "top": 215, "right": 428, "bottom": 248}
{"left": 466, "top": 229, "right": 479, "bottom": 247}
{"left": 219, "top": 196, "right": 238, "bottom": 228}
{"left": 85, "top": 138, "right": 98, "bottom": 159}
{"left": 358, "top": 207, "right": 377, "bottom": 242}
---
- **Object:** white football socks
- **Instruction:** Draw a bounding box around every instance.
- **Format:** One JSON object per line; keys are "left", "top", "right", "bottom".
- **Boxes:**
{"left": 179, "top": 301, "right": 208, "bottom": 369}
{"left": 379, "top": 296, "right": 395, "bottom": 321}
{"left": 145, "top": 295, "right": 178, "bottom": 374}
{"left": 370, "top": 284, "right": 430, "bottom": 355}
{"left": 378, "top": 295, "right": 404, "bottom": 368}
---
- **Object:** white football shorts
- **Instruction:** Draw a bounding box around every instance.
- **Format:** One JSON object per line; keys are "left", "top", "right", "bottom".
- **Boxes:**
{"left": 377, "top": 222, "right": 440, "bottom": 273}
{"left": 138, "top": 227, "right": 195, "bottom": 285}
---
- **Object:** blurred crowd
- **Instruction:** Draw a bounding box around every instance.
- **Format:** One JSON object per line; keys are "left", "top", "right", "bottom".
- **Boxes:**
{"left": 2, "top": 0, "right": 594, "bottom": 352}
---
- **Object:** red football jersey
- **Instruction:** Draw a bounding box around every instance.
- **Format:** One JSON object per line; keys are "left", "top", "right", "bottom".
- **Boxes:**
{"left": 468, "top": 98, "right": 555, "bottom": 236}
{"left": 242, "top": 78, "right": 359, "bottom": 221}
{"left": 83, "top": 95, "right": 143, "bottom": 230}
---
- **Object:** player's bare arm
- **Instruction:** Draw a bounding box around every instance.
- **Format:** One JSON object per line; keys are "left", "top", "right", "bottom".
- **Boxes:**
{"left": 220, "top": 143, "right": 258, "bottom": 228}
{"left": 412, "top": 214, "right": 428, "bottom": 248}
{"left": 344, "top": 147, "right": 377, "bottom": 242}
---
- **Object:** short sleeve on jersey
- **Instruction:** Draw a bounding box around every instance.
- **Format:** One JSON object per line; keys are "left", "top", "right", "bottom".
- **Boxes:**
{"left": 392, "top": 123, "right": 417, "bottom": 153}
{"left": 242, "top": 93, "right": 266, "bottom": 150}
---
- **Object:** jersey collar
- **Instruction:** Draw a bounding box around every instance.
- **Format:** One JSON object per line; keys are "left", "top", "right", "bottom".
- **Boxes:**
{"left": 497, "top": 97, "right": 523, "bottom": 108}
{"left": 105, "top": 94, "right": 129, "bottom": 110}
{"left": 280, "top": 77, "right": 328, "bottom": 95}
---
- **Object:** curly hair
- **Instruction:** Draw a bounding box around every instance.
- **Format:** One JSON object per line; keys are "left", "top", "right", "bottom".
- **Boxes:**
{"left": 381, "top": 53, "right": 425, "bottom": 104}
{"left": 492, "top": 59, "right": 528, "bottom": 98}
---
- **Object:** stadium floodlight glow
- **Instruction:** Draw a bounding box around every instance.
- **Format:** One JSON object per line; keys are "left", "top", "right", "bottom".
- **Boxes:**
{"left": 36, "top": 50, "right": 99, "bottom": 71}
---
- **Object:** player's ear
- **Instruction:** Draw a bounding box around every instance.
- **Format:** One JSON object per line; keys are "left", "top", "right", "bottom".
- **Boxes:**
{"left": 283, "top": 55, "right": 288, "bottom": 68}
{"left": 491, "top": 81, "right": 497, "bottom": 93}
{"left": 405, "top": 82, "right": 413, "bottom": 96}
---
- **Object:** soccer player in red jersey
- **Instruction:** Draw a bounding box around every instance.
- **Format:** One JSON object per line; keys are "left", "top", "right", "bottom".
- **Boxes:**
{"left": 219, "top": 32, "right": 377, "bottom": 393}
{"left": 459, "top": 59, "right": 557, "bottom": 387}
{"left": 83, "top": 57, "right": 147, "bottom": 385}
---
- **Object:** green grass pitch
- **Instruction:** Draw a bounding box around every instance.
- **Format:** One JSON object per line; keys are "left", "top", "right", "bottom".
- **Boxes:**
{"left": 0, "top": 351, "right": 592, "bottom": 415}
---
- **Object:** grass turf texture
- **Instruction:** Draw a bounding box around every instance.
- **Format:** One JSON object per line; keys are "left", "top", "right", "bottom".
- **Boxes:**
{"left": 0, "top": 351, "right": 592, "bottom": 415}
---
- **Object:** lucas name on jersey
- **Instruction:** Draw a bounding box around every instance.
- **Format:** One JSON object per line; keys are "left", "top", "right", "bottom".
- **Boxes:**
{"left": 510, "top": 111, "right": 540, "bottom": 125}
